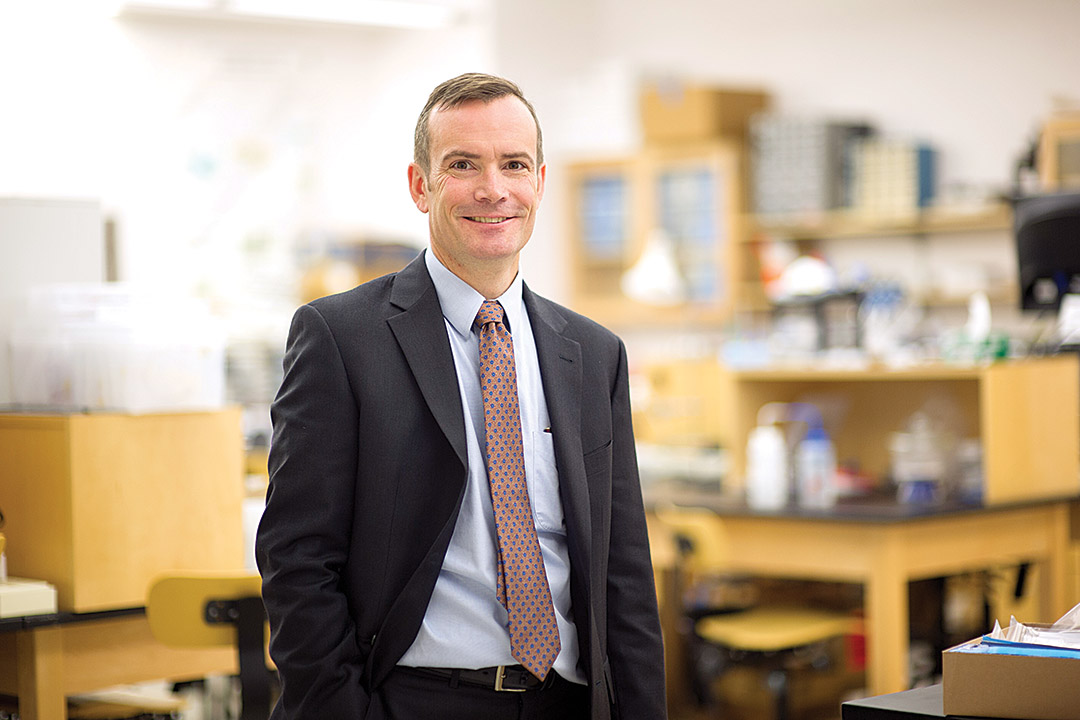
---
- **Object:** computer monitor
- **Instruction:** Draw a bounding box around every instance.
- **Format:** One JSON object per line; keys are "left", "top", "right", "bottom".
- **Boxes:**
{"left": 1014, "top": 190, "right": 1080, "bottom": 311}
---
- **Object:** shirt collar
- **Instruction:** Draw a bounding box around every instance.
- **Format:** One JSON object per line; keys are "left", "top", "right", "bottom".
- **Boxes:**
{"left": 424, "top": 249, "right": 525, "bottom": 339}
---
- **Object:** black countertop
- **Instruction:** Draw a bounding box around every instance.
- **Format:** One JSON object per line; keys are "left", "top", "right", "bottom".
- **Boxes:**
{"left": 644, "top": 482, "right": 1079, "bottom": 524}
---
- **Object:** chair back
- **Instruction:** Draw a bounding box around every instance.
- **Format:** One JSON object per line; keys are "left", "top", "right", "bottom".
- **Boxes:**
{"left": 146, "top": 571, "right": 263, "bottom": 647}
{"left": 146, "top": 571, "right": 270, "bottom": 720}
{"left": 652, "top": 506, "right": 732, "bottom": 574}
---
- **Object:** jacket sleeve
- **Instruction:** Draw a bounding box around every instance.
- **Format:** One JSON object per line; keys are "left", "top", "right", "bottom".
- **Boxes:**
{"left": 256, "top": 304, "right": 371, "bottom": 719}
{"left": 604, "top": 338, "right": 668, "bottom": 719}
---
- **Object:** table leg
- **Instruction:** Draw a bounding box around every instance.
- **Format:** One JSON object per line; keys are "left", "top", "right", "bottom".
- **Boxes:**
{"left": 866, "top": 537, "right": 909, "bottom": 695}
{"left": 1039, "top": 503, "right": 1071, "bottom": 622}
{"left": 16, "top": 625, "right": 66, "bottom": 720}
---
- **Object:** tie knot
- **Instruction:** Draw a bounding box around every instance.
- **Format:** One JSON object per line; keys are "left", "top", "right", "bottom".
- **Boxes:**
{"left": 475, "top": 300, "right": 505, "bottom": 329}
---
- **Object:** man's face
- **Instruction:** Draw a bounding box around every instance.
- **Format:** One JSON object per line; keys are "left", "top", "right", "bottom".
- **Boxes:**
{"left": 408, "top": 96, "right": 545, "bottom": 281}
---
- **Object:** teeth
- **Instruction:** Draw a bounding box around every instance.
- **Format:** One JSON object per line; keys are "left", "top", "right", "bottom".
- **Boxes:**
{"left": 468, "top": 217, "right": 509, "bottom": 223}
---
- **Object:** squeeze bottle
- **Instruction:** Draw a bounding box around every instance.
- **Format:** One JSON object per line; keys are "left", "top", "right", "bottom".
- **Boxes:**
{"left": 796, "top": 422, "right": 838, "bottom": 509}
{"left": 745, "top": 402, "right": 789, "bottom": 510}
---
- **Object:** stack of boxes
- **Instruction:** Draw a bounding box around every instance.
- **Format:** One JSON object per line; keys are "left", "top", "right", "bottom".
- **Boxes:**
{"left": 850, "top": 138, "right": 937, "bottom": 219}
{"left": 749, "top": 114, "right": 938, "bottom": 219}
{"left": 639, "top": 81, "right": 771, "bottom": 146}
{"left": 749, "top": 116, "right": 873, "bottom": 217}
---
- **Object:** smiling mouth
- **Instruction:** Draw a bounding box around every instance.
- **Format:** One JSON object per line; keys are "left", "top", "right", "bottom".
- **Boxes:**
{"left": 465, "top": 216, "right": 512, "bottom": 224}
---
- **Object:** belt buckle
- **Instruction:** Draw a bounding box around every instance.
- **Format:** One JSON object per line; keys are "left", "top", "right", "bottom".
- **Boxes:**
{"left": 493, "top": 665, "right": 526, "bottom": 692}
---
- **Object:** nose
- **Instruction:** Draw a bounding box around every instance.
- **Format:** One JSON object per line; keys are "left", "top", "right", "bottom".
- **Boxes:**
{"left": 473, "top": 166, "right": 508, "bottom": 203}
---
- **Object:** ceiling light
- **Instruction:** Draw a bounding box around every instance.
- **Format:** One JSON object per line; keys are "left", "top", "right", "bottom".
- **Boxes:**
{"left": 231, "top": 0, "right": 455, "bottom": 29}
{"left": 117, "top": 0, "right": 458, "bottom": 30}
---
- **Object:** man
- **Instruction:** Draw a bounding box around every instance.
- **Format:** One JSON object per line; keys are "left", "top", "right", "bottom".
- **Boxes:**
{"left": 256, "top": 73, "right": 666, "bottom": 719}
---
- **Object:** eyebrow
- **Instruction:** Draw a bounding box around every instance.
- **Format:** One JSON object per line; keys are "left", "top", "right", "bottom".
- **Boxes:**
{"left": 440, "top": 149, "right": 536, "bottom": 165}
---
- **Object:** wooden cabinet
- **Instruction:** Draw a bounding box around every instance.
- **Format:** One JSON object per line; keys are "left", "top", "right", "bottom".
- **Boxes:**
{"left": 723, "top": 356, "right": 1079, "bottom": 505}
{"left": 0, "top": 410, "right": 245, "bottom": 612}
{"left": 566, "top": 142, "right": 742, "bottom": 327}
{"left": 632, "top": 358, "right": 735, "bottom": 449}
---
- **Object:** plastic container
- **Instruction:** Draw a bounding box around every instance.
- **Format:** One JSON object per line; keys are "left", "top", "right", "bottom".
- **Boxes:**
{"left": 889, "top": 412, "right": 947, "bottom": 504}
{"left": 8, "top": 283, "right": 226, "bottom": 413}
{"left": 953, "top": 438, "right": 983, "bottom": 504}
{"left": 745, "top": 402, "right": 790, "bottom": 510}
{"left": 795, "top": 422, "right": 838, "bottom": 509}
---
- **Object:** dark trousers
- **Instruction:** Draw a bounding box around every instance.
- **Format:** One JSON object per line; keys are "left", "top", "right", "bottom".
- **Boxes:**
{"left": 379, "top": 667, "right": 591, "bottom": 720}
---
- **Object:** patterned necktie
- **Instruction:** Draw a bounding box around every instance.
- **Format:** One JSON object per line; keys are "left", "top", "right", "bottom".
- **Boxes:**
{"left": 474, "top": 299, "right": 561, "bottom": 680}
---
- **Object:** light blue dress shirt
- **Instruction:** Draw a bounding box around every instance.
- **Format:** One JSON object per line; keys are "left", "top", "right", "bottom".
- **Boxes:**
{"left": 397, "top": 251, "right": 584, "bottom": 684}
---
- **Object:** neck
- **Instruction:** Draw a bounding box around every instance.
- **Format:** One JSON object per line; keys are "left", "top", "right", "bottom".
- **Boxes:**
{"left": 431, "top": 247, "right": 519, "bottom": 300}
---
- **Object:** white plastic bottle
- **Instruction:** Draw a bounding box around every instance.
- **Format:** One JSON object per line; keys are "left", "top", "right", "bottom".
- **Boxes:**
{"left": 746, "top": 402, "right": 790, "bottom": 510}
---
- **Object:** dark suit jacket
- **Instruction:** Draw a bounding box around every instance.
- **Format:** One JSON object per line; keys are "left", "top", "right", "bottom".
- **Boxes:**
{"left": 256, "top": 253, "right": 667, "bottom": 719}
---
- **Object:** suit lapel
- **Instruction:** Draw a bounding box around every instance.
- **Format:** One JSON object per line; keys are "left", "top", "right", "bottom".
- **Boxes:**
{"left": 524, "top": 287, "right": 592, "bottom": 573}
{"left": 367, "top": 254, "right": 471, "bottom": 689}
{"left": 387, "top": 254, "right": 468, "bottom": 469}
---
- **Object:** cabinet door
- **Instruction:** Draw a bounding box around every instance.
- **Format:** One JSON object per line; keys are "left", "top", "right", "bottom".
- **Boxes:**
{"left": 568, "top": 159, "right": 637, "bottom": 299}
{"left": 567, "top": 143, "right": 740, "bottom": 327}
{"left": 649, "top": 146, "right": 737, "bottom": 307}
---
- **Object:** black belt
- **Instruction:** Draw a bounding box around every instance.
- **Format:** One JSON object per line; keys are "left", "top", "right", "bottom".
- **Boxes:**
{"left": 402, "top": 664, "right": 557, "bottom": 692}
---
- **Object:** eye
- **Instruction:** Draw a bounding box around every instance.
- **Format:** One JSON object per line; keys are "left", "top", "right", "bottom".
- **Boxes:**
{"left": 506, "top": 160, "right": 528, "bottom": 171}
{"left": 449, "top": 160, "right": 471, "bottom": 170}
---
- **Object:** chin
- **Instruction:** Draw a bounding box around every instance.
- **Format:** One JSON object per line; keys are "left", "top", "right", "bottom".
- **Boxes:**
{"left": 468, "top": 237, "right": 528, "bottom": 259}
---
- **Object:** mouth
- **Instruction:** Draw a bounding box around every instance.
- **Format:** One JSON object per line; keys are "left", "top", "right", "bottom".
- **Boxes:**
{"left": 464, "top": 216, "right": 513, "bottom": 224}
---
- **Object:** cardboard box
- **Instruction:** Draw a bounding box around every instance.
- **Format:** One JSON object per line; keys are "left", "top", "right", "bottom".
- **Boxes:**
{"left": 0, "top": 410, "right": 245, "bottom": 612}
{"left": 640, "top": 81, "right": 769, "bottom": 145}
{"left": 943, "top": 635, "right": 1080, "bottom": 719}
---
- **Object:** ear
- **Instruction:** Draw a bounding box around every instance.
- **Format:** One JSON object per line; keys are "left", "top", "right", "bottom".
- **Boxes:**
{"left": 408, "top": 163, "right": 430, "bottom": 213}
{"left": 536, "top": 162, "right": 547, "bottom": 203}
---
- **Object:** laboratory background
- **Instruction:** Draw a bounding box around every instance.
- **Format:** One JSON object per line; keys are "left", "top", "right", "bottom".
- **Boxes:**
{"left": 2, "top": 1, "right": 1080, "bottom": 719}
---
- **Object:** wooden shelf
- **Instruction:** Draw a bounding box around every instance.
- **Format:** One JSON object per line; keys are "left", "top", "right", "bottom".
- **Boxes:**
{"left": 570, "top": 295, "right": 731, "bottom": 330}
{"left": 732, "top": 203, "right": 1017, "bottom": 313}
{"left": 918, "top": 284, "right": 1019, "bottom": 307}
{"left": 726, "top": 356, "right": 1080, "bottom": 506}
{"left": 742, "top": 203, "right": 1012, "bottom": 242}
{"left": 732, "top": 364, "right": 987, "bottom": 382}
{"left": 734, "top": 281, "right": 1019, "bottom": 314}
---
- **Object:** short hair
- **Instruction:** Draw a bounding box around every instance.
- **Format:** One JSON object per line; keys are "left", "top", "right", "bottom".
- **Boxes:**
{"left": 413, "top": 72, "right": 543, "bottom": 175}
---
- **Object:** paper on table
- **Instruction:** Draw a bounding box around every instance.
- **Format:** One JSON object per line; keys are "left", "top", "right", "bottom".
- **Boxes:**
{"left": 988, "top": 601, "right": 1080, "bottom": 650}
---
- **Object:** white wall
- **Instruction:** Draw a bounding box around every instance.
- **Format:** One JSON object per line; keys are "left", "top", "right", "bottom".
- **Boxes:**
{"left": 0, "top": 1, "right": 500, "bottom": 409}
{"left": 494, "top": 0, "right": 1080, "bottom": 304}
{"left": 0, "top": 0, "right": 495, "bottom": 296}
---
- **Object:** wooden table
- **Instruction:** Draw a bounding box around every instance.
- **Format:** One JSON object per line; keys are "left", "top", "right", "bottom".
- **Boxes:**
{"left": 647, "top": 488, "right": 1076, "bottom": 697}
{"left": 0, "top": 608, "right": 236, "bottom": 720}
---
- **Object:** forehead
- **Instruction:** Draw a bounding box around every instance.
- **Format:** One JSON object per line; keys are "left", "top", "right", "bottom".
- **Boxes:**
{"left": 428, "top": 96, "right": 538, "bottom": 161}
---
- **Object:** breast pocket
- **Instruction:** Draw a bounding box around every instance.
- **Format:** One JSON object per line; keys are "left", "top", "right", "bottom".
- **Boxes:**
{"left": 529, "top": 430, "right": 566, "bottom": 533}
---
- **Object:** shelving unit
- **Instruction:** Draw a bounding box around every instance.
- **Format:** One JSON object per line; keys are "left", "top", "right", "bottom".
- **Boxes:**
{"left": 565, "top": 86, "right": 1018, "bottom": 324}
{"left": 725, "top": 355, "right": 1079, "bottom": 505}
{"left": 735, "top": 203, "right": 1015, "bottom": 311}
{"left": 744, "top": 203, "right": 1012, "bottom": 241}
